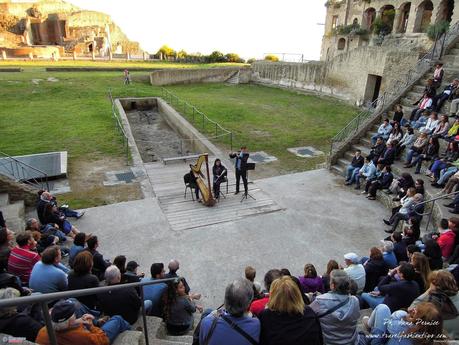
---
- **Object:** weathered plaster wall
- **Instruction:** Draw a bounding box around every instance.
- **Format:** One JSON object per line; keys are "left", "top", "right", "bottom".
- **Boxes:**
{"left": 150, "top": 67, "right": 251, "bottom": 86}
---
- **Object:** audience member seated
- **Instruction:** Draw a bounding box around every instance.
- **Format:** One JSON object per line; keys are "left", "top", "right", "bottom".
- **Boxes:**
{"left": 68, "top": 251, "right": 100, "bottom": 311}
{"left": 391, "top": 231, "right": 408, "bottom": 263}
{"left": 298, "top": 263, "right": 324, "bottom": 294}
{"left": 165, "top": 259, "right": 200, "bottom": 300}
{"left": 422, "top": 239, "right": 444, "bottom": 270}
{"left": 37, "top": 190, "right": 84, "bottom": 221}
{"left": 199, "top": 278, "right": 260, "bottom": 345}
{"left": 383, "top": 187, "right": 417, "bottom": 233}
{"left": 432, "top": 114, "right": 451, "bottom": 138}
{"left": 410, "top": 270, "right": 459, "bottom": 339}
{"left": 444, "top": 117, "right": 459, "bottom": 141}
{"left": 392, "top": 104, "right": 404, "bottom": 124}
{"left": 322, "top": 260, "right": 338, "bottom": 293}
{"left": 165, "top": 277, "right": 202, "bottom": 335}
{"left": 97, "top": 265, "right": 145, "bottom": 325}
{"left": 310, "top": 270, "right": 362, "bottom": 345}
{"left": 410, "top": 252, "right": 430, "bottom": 294}
{"left": 0, "top": 287, "right": 43, "bottom": 342}
{"left": 406, "top": 244, "right": 421, "bottom": 262}
{"left": 386, "top": 123, "right": 403, "bottom": 145}
{"left": 412, "top": 136, "right": 440, "bottom": 174}
{"left": 345, "top": 150, "right": 364, "bottom": 185}
{"left": 69, "top": 232, "right": 87, "bottom": 268}
{"left": 413, "top": 78, "right": 435, "bottom": 107}
{"left": 244, "top": 266, "right": 263, "bottom": 300}
{"left": 428, "top": 141, "right": 459, "bottom": 182}
{"left": 123, "top": 260, "right": 144, "bottom": 285}
{"left": 212, "top": 158, "right": 227, "bottom": 199}
{"left": 0, "top": 227, "right": 14, "bottom": 267}
{"left": 141, "top": 262, "right": 168, "bottom": 317}
{"left": 432, "top": 78, "right": 459, "bottom": 111}
{"left": 363, "top": 247, "right": 389, "bottom": 292}
{"left": 343, "top": 253, "right": 366, "bottom": 293}
{"left": 371, "top": 119, "right": 392, "bottom": 145}
{"left": 7, "top": 231, "right": 40, "bottom": 286}
{"left": 249, "top": 269, "right": 282, "bottom": 317}
{"left": 353, "top": 157, "right": 377, "bottom": 190}
{"left": 364, "top": 165, "right": 393, "bottom": 200}
{"left": 42, "top": 203, "right": 79, "bottom": 238}
{"left": 85, "top": 236, "right": 111, "bottom": 281}
{"left": 385, "top": 172, "right": 415, "bottom": 198}
{"left": 400, "top": 217, "right": 421, "bottom": 246}
{"left": 432, "top": 63, "right": 444, "bottom": 88}
{"left": 25, "top": 217, "right": 66, "bottom": 244}
{"left": 395, "top": 126, "right": 415, "bottom": 158}
{"left": 380, "top": 241, "right": 398, "bottom": 269}
{"left": 404, "top": 132, "right": 429, "bottom": 168}
{"left": 113, "top": 255, "right": 126, "bottom": 278}
{"left": 433, "top": 217, "right": 458, "bottom": 259}
{"left": 29, "top": 245, "right": 68, "bottom": 294}
{"left": 361, "top": 262, "right": 420, "bottom": 312}
{"left": 36, "top": 299, "right": 131, "bottom": 345}
{"left": 364, "top": 301, "right": 445, "bottom": 344}
{"left": 367, "top": 138, "right": 386, "bottom": 164}
{"left": 377, "top": 142, "right": 396, "bottom": 166}
{"left": 410, "top": 97, "right": 432, "bottom": 124}
{"left": 259, "top": 276, "right": 322, "bottom": 345}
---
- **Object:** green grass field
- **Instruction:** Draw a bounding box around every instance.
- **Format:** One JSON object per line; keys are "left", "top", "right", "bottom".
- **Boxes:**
{"left": 0, "top": 63, "right": 358, "bottom": 206}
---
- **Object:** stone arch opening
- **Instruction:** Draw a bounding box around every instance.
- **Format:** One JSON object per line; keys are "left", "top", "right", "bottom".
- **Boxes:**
{"left": 337, "top": 38, "right": 346, "bottom": 50}
{"left": 414, "top": 0, "right": 434, "bottom": 33}
{"left": 362, "top": 8, "right": 376, "bottom": 30}
{"left": 436, "top": 0, "right": 454, "bottom": 24}
{"left": 379, "top": 4, "right": 396, "bottom": 33}
{"left": 397, "top": 2, "right": 412, "bottom": 33}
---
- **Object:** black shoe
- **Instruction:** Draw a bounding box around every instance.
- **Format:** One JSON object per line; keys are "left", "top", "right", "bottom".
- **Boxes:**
{"left": 354, "top": 185, "right": 360, "bottom": 190}
{"left": 383, "top": 190, "right": 393, "bottom": 195}
{"left": 449, "top": 209, "right": 459, "bottom": 214}
{"left": 383, "top": 219, "right": 391, "bottom": 226}
{"left": 345, "top": 182, "right": 352, "bottom": 186}
{"left": 392, "top": 197, "right": 400, "bottom": 202}
{"left": 444, "top": 203, "right": 455, "bottom": 208}
{"left": 234, "top": 191, "right": 240, "bottom": 195}
{"left": 432, "top": 183, "right": 444, "bottom": 189}
{"left": 384, "top": 229, "right": 394, "bottom": 234}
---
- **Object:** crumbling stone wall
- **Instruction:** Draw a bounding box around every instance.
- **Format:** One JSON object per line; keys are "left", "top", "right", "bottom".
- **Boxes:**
{"left": 0, "top": 174, "right": 37, "bottom": 207}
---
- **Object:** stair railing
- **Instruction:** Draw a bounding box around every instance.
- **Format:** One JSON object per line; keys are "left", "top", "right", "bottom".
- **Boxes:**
{"left": 0, "top": 151, "right": 49, "bottom": 191}
{"left": 330, "top": 21, "right": 459, "bottom": 157}
{"left": 414, "top": 189, "right": 459, "bottom": 232}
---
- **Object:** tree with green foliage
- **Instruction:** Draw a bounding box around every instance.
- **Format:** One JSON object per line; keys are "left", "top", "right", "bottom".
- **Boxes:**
{"left": 177, "top": 49, "right": 188, "bottom": 59}
{"left": 157, "top": 45, "right": 176, "bottom": 58}
{"left": 247, "top": 58, "right": 256, "bottom": 64}
{"left": 207, "top": 51, "right": 225, "bottom": 63}
{"left": 264, "top": 55, "right": 279, "bottom": 62}
{"left": 225, "top": 53, "right": 244, "bottom": 63}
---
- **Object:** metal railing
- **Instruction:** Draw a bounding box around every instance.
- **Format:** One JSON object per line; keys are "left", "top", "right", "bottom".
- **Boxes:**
{"left": 0, "top": 151, "right": 49, "bottom": 191}
{"left": 108, "top": 89, "right": 130, "bottom": 165}
{"left": 161, "top": 88, "right": 234, "bottom": 151}
{"left": 0, "top": 277, "right": 178, "bottom": 345}
{"left": 415, "top": 189, "right": 459, "bottom": 232}
{"left": 330, "top": 21, "right": 459, "bottom": 156}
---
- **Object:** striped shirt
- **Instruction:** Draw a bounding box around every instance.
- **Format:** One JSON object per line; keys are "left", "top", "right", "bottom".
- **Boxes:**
{"left": 7, "top": 245, "right": 40, "bottom": 286}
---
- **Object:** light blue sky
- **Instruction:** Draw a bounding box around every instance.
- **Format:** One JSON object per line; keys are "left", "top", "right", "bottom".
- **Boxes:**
{"left": 70, "top": 0, "right": 326, "bottom": 61}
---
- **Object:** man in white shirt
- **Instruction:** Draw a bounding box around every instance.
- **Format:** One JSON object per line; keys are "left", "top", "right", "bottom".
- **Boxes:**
{"left": 343, "top": 252, "right": 366, "bottom": 293}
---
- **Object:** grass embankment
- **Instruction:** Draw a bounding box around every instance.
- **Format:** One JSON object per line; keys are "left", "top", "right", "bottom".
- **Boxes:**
{"left": 0, "top": 64, "right": 358, "bottom": 206}
{"left": 164, "top": 83, "right": 358, "bottom": 174}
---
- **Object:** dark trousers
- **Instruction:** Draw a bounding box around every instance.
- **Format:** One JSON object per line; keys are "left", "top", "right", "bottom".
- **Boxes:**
{"left": 235, "top": 169, "right": 248, "bottom": 194}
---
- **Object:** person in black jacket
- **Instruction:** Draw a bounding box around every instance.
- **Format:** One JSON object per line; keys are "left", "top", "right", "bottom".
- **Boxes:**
{"left": 363, "top": 247, "right": 388, "bottom": 293}
{"left": 345, "top": 150, "right": 364, "bottom": 184}
{"left": 229, "top": 146, "right": 250, "bottom": 195}
{"left": 364, "top": 165, "right": 393, "bottom": 200}
{"left": 367, "top": 138, "right": 386, "bottom": 164}
{"left": 413, "top": 137, "right": 440, "bottom": 174}
{"left": 67, "top": 251, "right": 99, "bottom": 310}
{"left": 432, "top": 79, "right": 459, "bottom": 111}
{"left": 97, "top": 265, "right": 144, "bottom": 324}
{"left": 361, "top": 262, "right": 420, "bottom": 312}
{"left": 391, "top": 231, "right": 408, "bottom": 263}
{"left": 42, "top": 203, "right": 79, "bottom": 238}
{"left": 212, "top": 159, "right": 227, "bottom": 199}
{"left": 259, "top": 276, "right": 322, "bottom": 345}
{"left": 84, "top": 236, "right": 111, "bottom": 281}
{"left": 377, "top": 142, "right": 396, "bottom": 166}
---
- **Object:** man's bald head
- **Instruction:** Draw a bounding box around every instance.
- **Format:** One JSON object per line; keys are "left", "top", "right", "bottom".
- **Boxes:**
{"left": 168, "top": 259, "right": 180, "bottom": 273}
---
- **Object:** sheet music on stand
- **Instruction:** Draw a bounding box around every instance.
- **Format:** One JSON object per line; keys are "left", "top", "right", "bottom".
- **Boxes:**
{"left": 241, "top": 163, "right": 256, "bottom": 203}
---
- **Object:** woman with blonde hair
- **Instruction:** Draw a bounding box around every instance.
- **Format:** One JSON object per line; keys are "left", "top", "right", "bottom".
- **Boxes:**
{"left": 410, "top": 270, "right": 459, "bottom": 339}
{"left": 259, "top": 276, "right": 322, "bottom": 345}
{"left": 410, "top": 252, "right": 431, "bottom": 293}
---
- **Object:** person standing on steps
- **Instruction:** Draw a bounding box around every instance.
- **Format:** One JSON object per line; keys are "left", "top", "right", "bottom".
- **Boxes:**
{"left": 229, "top": 146, "right": 250, "bottom": 196}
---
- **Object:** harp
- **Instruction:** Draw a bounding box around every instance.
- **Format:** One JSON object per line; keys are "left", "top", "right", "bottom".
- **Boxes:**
{"left": 190, "top": 153, "right": 216, "bottom": 207}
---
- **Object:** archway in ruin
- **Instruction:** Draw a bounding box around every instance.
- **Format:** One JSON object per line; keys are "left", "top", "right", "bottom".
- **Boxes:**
{"left": 436, "top": 0, "right": 454, "bottom": 24}
{"left": 414, "top": 0, "right": 434, "bottom": 32}
{"left": 397, "top": 2, "right": 412, "bottom": 33}
{"left": 380, "top": 4, "right": 396, "bottom": 33}
{"left": 362, "top": 8, "right": 376, "bottom": 30}
{"left": 337, "top": 38, "right": 346, "bottom": 50}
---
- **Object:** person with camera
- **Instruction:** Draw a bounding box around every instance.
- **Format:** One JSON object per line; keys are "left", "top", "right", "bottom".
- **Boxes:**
{"left": 229, "top": 146, "right": 250, "bottom": 196}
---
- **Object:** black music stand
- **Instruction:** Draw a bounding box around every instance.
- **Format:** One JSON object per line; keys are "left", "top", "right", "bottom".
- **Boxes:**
{"left": 241, "top": 163, "right": 256, "bottom": 202}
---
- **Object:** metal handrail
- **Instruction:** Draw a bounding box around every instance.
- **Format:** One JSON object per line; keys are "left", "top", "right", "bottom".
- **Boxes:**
{"left": 0, "top": 277, "right": 178, "bottom": 345}
{"left": 107, "top": 89, "right": 130, "bottom": 165}
{"left": 0, "top": 151, "right": 49, "bottom": 191}
{"left": 161, "top": 88, "right": 234, "bottom": 151}
{"left": 330, "top": 21, "right": 459, "bottom": 156}
{"left": 414, "top": 189, "right": 459, "bottom": 231}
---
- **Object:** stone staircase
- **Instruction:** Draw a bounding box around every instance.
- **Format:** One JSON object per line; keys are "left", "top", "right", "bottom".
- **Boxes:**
{"left": 225, "top": 71, "right": 240, "bottom": 85}
{"left": 0, "top": 192, "right": 25, "bottom": 232}
{"left": 330, "top": 42, "right": 459, "bottom": 227}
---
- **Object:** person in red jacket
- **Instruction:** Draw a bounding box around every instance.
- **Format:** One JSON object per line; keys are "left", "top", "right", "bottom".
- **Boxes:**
{"left": 434, "top": 217, "right": 458, "bottom": 259}
{"left": 249, "top": 269, "right": 281, "bottom": 316}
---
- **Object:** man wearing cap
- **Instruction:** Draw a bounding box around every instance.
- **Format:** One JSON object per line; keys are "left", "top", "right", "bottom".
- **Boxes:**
{"left": 343, "top": 253, "right": 366, "bottom": 293}
{"left": 36, "top": 299, "right": 131, "bottom": 345}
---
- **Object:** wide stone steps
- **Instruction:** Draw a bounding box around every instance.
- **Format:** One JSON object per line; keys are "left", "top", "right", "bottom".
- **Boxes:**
{"left": 0, "top": 192, "right": 25, "bottom": 231}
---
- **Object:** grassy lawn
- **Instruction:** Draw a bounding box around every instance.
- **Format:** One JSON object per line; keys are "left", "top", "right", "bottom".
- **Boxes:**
{"left": 164, "top": 83, "right": 358, "bottom": 174}
{"left": 0, "top": 65, "right": 358, "bottom": 207}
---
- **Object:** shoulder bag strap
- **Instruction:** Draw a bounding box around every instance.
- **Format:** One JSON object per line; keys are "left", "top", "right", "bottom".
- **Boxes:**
{"left": 318, "top": 297, "right": 350, "bottom": 318}
{"left": 203, "top": 315, "right": 219, "bottom": 345}
{"left": 221, "top": 314, "right": 258, "bottom": 345}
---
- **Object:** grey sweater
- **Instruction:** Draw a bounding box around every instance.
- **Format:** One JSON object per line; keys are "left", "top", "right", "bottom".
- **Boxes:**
{"left": 168, "top": 296, "right": 196, "bottom": 326}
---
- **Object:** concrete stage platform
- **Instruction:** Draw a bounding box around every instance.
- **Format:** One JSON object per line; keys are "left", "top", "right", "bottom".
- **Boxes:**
{"left": 74, "top": 168, "right": 387, "bottom": 308}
